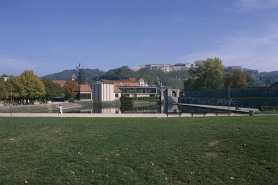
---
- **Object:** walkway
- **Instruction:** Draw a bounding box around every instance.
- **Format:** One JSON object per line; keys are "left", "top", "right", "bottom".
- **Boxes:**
{"left": 0, "top": 112, "right": 248, "bottom": 118}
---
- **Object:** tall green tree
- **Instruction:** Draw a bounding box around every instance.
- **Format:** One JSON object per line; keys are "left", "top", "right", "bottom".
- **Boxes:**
{"left": 64, "top": 78, "right": 77, "bottom": 98}
{"left": 0, "top": 77, "right": 9, "bottom": 99}
{"left": 184, "top": 78, "right": 196, "bottom": 91}
{"left": 271, "top": 81, "right": 278, "bottom": 87}
{"left": 189, "top": 58, "right": 224, "bottom": 90}
{"left": 18, "top": 71, "right": 46, "bottom": 99}
{"left": 76, "top": 63, "right": 86, "bottom": 85}
{"left": 5, "top": 75, "right": 24, "bottom": 99}
{"left": 244, "top": 72, "right": 256, "bottom": 87}
{"left": 42, "top": 78, "right": 64, "bottom": 100}
{"left": 224, "top": 71, "right": 248, "bottom": 88}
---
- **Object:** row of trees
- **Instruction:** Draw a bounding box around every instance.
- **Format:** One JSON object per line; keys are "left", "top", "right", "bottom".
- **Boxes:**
{"left": 184, "top": 58, "right": 256, "bottom": 91}
{"left": 0, "top": 71, "right": 65, "bottom": 101}
{"left": 0, "top": 63, "right": 87, "bottom": 101}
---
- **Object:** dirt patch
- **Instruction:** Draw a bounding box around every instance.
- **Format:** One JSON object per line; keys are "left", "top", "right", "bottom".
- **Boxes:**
{"left": 205, "top": 152, "right": 218, "bottom": 157}
{"left": 209, "top": 140, "right": 220, "bottom": 146}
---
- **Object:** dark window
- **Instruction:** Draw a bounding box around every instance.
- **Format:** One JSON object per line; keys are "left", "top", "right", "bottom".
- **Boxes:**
{"left": 172, "top": 91, "right": 176, "bottom": 97}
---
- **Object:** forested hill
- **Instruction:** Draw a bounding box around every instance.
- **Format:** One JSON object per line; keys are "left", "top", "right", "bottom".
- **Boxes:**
{"left": 92, "top": 66, "right": 190, "bottom": 88}
{"left": 256, "top": 71, "right": 278, "bottom": 86}
{"left": 41, "top": 69, "right": 104, "bottom": 81}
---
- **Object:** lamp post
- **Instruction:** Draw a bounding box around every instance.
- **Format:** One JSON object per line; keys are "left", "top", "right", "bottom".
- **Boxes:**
{"left": 10, "top": 89, "right": 12, "bottom": 117}
{"left": 228, "top": 85, "right": 230, "bottom": 116}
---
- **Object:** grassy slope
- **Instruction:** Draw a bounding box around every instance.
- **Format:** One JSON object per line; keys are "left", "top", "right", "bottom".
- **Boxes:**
{"left": 0, "top": 117, "right": 277, "bottom": 184}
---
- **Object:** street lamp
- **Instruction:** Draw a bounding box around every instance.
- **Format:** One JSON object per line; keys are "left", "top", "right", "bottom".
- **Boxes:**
{"left": 10, "top": 89, "right": 12, "bottom": 117}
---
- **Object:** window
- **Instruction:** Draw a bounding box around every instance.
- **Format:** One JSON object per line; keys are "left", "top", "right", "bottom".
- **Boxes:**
{"left": 172, "top": 91, "right": 176, "bottom": 97}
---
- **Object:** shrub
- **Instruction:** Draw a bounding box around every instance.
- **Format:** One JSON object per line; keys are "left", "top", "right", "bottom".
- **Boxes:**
{"left": 259, "top": 106, "right": 278, "bottom": 111}
{"left": 69, "top": 97, "right": 74, "bottom": 103}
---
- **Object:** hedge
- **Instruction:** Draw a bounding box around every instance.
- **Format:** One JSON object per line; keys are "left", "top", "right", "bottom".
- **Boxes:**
{"left": 259, "top": 106, "right": 278, "bottom": 111}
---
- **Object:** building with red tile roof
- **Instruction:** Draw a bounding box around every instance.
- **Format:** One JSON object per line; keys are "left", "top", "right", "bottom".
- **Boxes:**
{"left": 76, "top": 85, "right": 93, "bottom": 100}
{"left": 89, "top": 78, "right": 157, "bottom": 102}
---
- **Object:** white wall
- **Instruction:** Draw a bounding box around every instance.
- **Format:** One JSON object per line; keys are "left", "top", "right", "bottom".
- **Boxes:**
{"left": 91, "top": 84, "right": 115, "bottom": 102}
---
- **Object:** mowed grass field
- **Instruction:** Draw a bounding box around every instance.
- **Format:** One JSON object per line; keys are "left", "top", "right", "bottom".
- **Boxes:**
{"left": 0, "top": 117, "right": 277, "bottom": 185}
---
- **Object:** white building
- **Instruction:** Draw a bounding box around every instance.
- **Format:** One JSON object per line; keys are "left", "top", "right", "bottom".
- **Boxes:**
{"left": 90, "top": 84, "right": 122, "bottom": 102}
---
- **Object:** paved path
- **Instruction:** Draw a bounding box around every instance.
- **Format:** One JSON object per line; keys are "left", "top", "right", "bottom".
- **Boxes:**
{"left": 0, "top": 112, "right": 248, "bottom": 118}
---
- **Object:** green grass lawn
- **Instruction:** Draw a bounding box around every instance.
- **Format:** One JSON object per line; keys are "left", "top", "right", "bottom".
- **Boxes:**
{"left": 0, "top": 117, "right": 277, "bottom": 184}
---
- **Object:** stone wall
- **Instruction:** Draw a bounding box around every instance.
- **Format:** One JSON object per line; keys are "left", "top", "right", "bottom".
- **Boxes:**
{"left": 0, "top": 104, "right": 52, "bottom": 113}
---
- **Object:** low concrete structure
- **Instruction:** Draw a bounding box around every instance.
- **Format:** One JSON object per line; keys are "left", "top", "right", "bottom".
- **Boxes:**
{"left": 161, "top": 88, "right": 181, "bottom": 104}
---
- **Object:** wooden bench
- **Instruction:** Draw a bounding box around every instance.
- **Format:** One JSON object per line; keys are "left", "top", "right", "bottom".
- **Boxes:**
{"left": 189, "top": 112, "right": 207, "bottom": 117}
{"left": 166, "top": 112, "right": 182, "bottom": 117}
{"left": 215, "top": 111, "right": 231, "bottom": 116}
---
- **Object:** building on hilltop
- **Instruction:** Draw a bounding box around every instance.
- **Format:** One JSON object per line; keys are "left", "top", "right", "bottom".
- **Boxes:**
{"left": 132, "top": 63, "right": 195, "bottom": 72}
{"left": 223, "top": 65, "right": 260, "bottom": 79}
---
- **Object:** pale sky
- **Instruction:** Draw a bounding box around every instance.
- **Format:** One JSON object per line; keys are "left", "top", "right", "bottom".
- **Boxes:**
{"left": 1, "top": 0, "right": 277, "bottom": 77}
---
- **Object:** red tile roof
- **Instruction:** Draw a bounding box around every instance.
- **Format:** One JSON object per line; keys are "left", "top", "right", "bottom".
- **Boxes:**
{"left": 103, "top": 80, "right": 139, "bottom": 86}
{"left": 114, "top": 86, "right": 122, "bottom": 93}
{"left": 77, "top": 85, "right": 93, "bottom": 92}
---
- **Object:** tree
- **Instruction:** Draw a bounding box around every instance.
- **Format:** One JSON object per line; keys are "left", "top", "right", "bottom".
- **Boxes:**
{"left": 18, "top": 71, "right": 46, "bottom": 99}
{"left": 5, "top": 75, "right": 24, "bottom": 99}
{"left": 1, "top": 74, "right": 9, "bottom": 77}
{"left": 184, "top": 78, "right": 196, "bottom": 91}
{"left": 63, "top": 78, "right": 77, "bottom": 98}
{"left": 271, "top": 81, "right": 278, "bottom": 87}
{"left": 244, "top": 72, "right": 256, "bottom": 87}
{"left": 0, "top": 77, "right": 9, "bottom": 99}
{"left": 189, "top": 58, "right": 224, "bottom": 90}
{"left": 42, "top": 78, "right": 64, "bottom": 100}
{"left": 224, "top": 71, "right": 248, "bottom": 88}
{"left": 76, "top": 63, "right": 86, "bottom": 85}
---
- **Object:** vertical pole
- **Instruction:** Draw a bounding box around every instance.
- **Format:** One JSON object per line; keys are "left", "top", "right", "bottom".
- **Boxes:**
{"left": 10, "top": 89, "right": 12, "bottom": 117}
{"left": 228, "top": 85, "right": 230, "bottom": 116}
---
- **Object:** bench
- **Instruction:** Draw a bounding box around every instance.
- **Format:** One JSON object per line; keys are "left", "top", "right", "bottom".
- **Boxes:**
{"left": 166, "top": 112, "right": 182, "bottom": 117}
{"left": 215, "top": 111, "right": 231, "bottom": 116}
{"left": 189, "top": 112, "right": 207, "bottom": 117}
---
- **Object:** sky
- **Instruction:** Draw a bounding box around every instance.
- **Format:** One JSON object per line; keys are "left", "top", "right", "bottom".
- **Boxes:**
{"left": 1, "top": 0, "right": 278, "bottom": 77}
